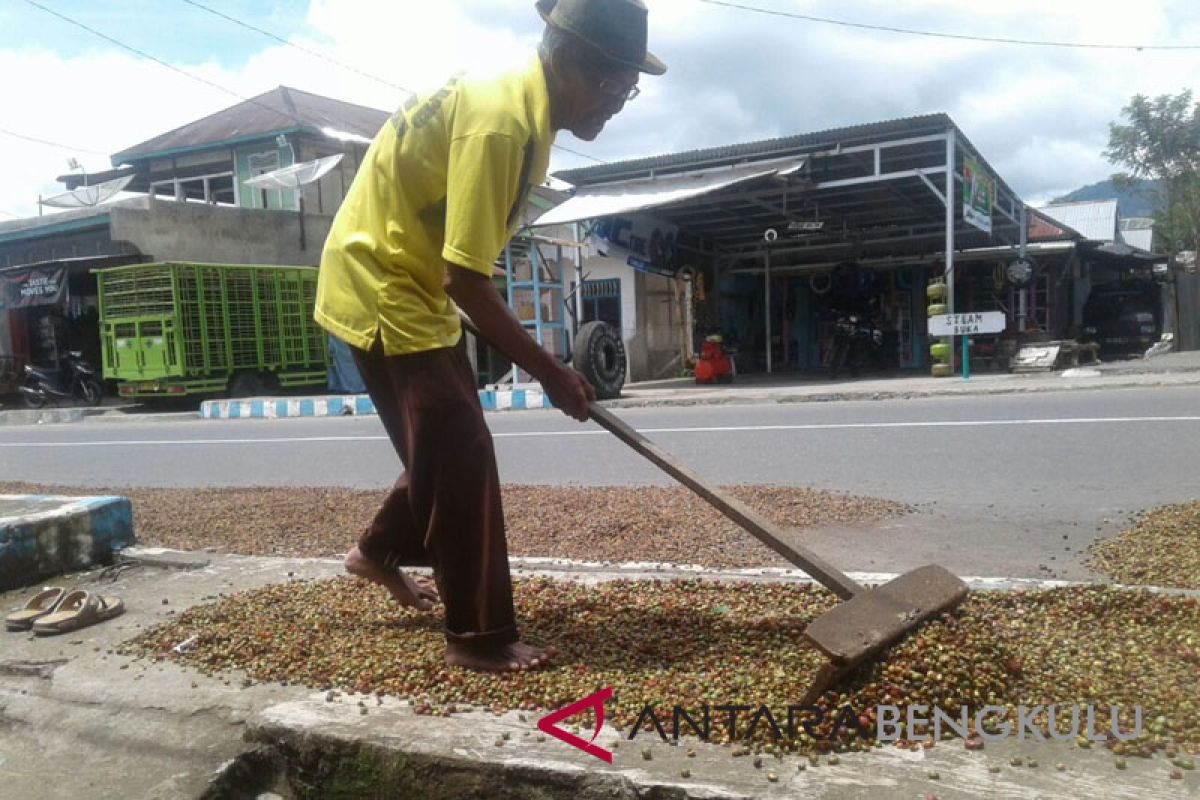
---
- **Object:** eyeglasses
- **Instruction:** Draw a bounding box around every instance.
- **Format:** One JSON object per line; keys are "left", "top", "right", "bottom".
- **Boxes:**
{"left": 597, "top": 77, "right": 640, "bottom": 102}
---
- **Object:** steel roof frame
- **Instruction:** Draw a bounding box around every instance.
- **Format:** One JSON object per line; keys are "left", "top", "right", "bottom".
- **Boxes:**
{"left": 546, "top": 119, "right": 1042, "bottom": 373}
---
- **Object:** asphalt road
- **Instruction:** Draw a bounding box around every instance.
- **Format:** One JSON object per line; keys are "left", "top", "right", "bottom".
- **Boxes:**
{"left": 3, "top": 386, "right": 1198, "bottom": 580}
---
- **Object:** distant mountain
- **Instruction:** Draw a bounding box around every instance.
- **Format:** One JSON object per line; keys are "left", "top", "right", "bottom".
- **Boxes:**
{"left": 1052, "top": 178, "right": 1161, "bottom": 218}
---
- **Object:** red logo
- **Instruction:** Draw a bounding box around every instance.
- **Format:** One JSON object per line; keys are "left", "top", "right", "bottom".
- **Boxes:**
{"left": 537, "top": 687, "right": 613, "bottom": 763}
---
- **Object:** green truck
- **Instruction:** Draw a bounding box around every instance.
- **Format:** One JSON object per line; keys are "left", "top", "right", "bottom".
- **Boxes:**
{"left": 95, "top": 262, "right": 329, "bottom": 398}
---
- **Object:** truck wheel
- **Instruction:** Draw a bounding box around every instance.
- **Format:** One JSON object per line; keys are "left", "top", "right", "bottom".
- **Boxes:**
{"left": 572, "top": 321, "right": 626, "bottom": 400}
{"left": 228, "top": 372, "right": 265, "bottom": 399}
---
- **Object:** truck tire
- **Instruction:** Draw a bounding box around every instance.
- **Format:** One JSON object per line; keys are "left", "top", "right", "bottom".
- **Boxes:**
{"left": 572, "top": 321, "right": 626, "bottom": 400}
{"left": 228, "top": 372, "right": 265, "bottom": 399}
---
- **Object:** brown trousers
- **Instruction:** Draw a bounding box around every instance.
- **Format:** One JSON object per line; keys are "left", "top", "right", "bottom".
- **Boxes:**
{"left": 351, "top": 338, "right": 517, "bottom": 650}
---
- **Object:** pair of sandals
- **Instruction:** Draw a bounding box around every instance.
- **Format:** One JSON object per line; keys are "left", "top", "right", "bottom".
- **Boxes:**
{"left": 5, "top": 587, "right": 125, "bottom": 635}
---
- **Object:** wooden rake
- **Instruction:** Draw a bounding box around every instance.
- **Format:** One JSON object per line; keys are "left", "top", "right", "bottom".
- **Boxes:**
{"left": 587, "top": 402, "right": 970, "bottom": 701}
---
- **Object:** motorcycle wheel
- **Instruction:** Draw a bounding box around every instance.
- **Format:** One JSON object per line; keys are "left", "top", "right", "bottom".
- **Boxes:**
{"left": 22, "top": 376, "right": 47, "bottom": 409}
{"left": 830, "top": 342, "right": 850, "bottom": 379}
{"left": 81, "top": 380, "right": 103, "bottom": 406}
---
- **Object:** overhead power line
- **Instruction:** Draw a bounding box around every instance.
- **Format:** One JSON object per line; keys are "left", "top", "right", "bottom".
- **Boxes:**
{"left": 179, "top": 0, "right": 415, "bottom": 96}
{"left": 0, "top": 125, "right": 108, "bottom": 156}
{"left": 696, "top": 0, "right": 1200, "bottom": 51}
{"left": 25, "top": 0, "right": 308, "bottom": 130}
{"left": 176, "top": 0, "right": 606, "bottom": 163}
{"left": 25, "top": 0, "right": 607, "bottom": 167}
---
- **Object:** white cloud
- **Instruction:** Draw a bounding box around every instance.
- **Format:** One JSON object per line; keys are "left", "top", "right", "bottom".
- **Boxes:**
{"left": 2, "top": 0, "right": 1198, "bottom": 221}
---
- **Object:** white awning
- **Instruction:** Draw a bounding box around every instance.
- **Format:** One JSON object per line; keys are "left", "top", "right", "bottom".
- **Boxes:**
{"left": 532, "top": 157, "right": 807, "bottom": 227}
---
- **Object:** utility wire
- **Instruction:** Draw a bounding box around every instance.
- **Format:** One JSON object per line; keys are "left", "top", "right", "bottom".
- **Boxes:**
{"left": 174, "top": 0, "right": 607, "bottom": 163}
{"left": 25, "top": 0, "right": 300, "bottom": 128}
{"left": 25, "top": 0, "right": 607, "bottom": 166}
{"left": 696, "top": 0, "right": 1200, "bottom": 51}
{"left": 0, "top": 125, "right": 108, "bottom": 156}
{"left": 179, "top": 0, "right": 415, "bottom": 96}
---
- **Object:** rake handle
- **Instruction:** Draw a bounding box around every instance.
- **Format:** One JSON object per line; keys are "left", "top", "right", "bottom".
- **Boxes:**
{"left": 587, "top": 402, "right": 863, "bottom": 600}
{"left": 455, "top": 312, "right": 862, "bottom": 600}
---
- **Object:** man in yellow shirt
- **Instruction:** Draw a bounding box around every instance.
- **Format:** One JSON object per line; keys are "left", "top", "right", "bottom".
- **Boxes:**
{"left": 315, "top": 0, "right": 665, "bottom": 672}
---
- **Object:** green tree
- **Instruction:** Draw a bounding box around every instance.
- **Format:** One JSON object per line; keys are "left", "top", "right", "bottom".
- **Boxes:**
{"left": 1105, "top": 90, "right": 1200, "bottom": 258}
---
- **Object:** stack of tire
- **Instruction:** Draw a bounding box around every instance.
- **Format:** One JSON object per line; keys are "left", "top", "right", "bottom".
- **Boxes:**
{"left": 927, "top": 280, "right": 952, "bottom": 378}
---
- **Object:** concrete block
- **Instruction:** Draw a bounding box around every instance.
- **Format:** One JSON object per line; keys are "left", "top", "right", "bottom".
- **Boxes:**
{"left": 0, "top": 495, "right": 135, "bottom": 591}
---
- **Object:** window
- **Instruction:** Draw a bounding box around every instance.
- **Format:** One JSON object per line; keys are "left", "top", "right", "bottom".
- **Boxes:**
{"left": 581, "top": 278, "right": 621, "bottom": 329}
{"left": 247, "top": 151, "right": 282, "bottom": 209}
{"left": 150, "top": 172, "right": 236, "bottom": 205}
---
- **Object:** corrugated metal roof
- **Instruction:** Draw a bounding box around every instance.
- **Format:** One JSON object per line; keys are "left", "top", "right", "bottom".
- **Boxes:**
{"left": 1038, "top": 200, "right": 1118, "bottom": 243}
{"left": 533, "top": 157, "right": 806, "bottom": 227}
{"left": 1121, "top": 229, "right": 1154, "bottom": 251}
{"left": 112, "top": 87, "right": 390, "bottom": 166}
{"left": 1118, "top": 217, "right": 1155, "bottom": 251}
{"left": 555, "top": 113, "right": 954, "bottom": 185}
{"left": 526, "top": 113, "right": 1031, "bottom": 269}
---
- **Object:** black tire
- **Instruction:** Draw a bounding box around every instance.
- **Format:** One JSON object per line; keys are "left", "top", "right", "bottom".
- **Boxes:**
{"left": 21, "top": 376, "right": 47, "bottom": 409}
{"left": 572, "top": 321, "right": 626, "bottom": 400}
{"left": 228, "top": 372, "right": 266, "bottom": 399}
{"left": 830, "top": 342, "right": 849, "bottom": 379}
{"left": 81, "top": 380, "right": 102, "bottom": 406}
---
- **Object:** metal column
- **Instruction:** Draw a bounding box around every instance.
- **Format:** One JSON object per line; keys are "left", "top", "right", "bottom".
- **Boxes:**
{"left": 765, "top": 248, "right": 773, "bottom": 374}
{"left": 1018, "top": 204, "right": 1028, "bottom": 331}
{"left": 572, "top": 222, "right": 584, "bottom": 338}
{"left": 944, "top": 131, "right": 957, "bottom": 365}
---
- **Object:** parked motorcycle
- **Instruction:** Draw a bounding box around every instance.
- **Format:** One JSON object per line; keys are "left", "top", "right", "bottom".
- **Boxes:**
{"left": 19, "top": 352, "right": 103, "bottom": 409}
{"left": 828, "top": 311, "right": 884, "bottom": 378}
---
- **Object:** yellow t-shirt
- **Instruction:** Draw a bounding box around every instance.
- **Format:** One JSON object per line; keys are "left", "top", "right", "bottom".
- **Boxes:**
{"left": 315, "top": 57, "right": 554, "bottom": 355}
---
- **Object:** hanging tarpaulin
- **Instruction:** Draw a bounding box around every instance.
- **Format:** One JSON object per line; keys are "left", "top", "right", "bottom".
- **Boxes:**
{"left": 963, "top": 157, "right": 995, "bottom": 234}
{"left": 1, "top": 265, "right": 67, "bottom": 308}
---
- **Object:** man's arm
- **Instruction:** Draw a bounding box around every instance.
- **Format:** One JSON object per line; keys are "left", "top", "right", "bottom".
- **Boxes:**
{"left": 445, "top": 262, "right": 594, "bottom": 421}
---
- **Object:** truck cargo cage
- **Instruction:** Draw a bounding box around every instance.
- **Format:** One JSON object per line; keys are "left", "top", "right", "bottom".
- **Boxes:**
{"left": 95, "top": 262, "right": 329, "bottom": 398}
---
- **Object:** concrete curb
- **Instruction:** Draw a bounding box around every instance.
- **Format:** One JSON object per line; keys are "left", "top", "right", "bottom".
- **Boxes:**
{"left": 605, "top": 373, "right": 1200, "bottom": 409}
{"left": 200, "top": 394, "right": 378, "bottom": 419}
{"left": 200, "top": 386, "right": 553, "bottom": 419}
{"left": 117, "top": 548, "right": 1200, "bottom": 598}
{"left": 0, "top": 494, "right": 135, "bottom": 591}
{"left": 0, "top": 407, "right": 85, "bottom": 426}
{"left": 505, "top": 556, "right": 1200, "bottom": 597}
{"left": 191, "top": 372, "right": 1200, "bottom": 419}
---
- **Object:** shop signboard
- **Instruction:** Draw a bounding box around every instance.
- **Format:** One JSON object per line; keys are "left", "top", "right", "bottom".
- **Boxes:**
{"left": 962, "top": 157, "right": 995, "bottom": 234}
{"left": 1, "top": 265, "right": 67, "bottom": 308}
{"left": 929, "top": 311, "right": 1006, "bottom": 337}
{"left": 592, "top": 213, "right": 678, "bottom": 274}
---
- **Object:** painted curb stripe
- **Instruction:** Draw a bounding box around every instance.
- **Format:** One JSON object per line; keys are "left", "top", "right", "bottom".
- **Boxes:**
{"left": 200, "top": 389, "right": 554, "bottom": 419}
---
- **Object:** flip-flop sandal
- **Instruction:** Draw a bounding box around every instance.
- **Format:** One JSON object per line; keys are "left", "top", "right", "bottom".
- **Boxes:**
{"left": 5, "top": 587, "right": 67, "bottom": 631}
{"left": 32, "top": 590, "right": 125, "bottom": 636}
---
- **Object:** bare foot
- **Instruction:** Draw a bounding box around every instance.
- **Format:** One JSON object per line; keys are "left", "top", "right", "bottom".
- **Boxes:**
{"left": 344, "top": 546, "right": 439, "bottom": 611}
{"left": 445, "top": 640, "right": 557, "bottom": 672}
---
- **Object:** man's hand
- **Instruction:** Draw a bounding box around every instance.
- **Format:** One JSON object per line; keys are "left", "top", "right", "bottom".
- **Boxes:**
{"left": 445, "top": 262, "right": 596, "bottom": 423}
{"left": 541, "top": 362, "right": 595, "bottom": 422}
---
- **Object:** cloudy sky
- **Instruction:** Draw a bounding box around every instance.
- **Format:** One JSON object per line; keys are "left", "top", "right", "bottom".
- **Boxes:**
{"left": 1, "top": 0, "right": 1198, "bottom": 220}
